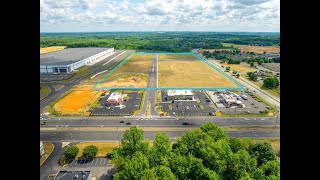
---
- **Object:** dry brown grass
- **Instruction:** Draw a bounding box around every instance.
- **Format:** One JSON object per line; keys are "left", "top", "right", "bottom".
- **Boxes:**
{"left": 40, "top": 46, "right": 66, "bottom": 54}
{"left": 105, "top": 54, "right": 152, "bottom": 80}
{"left": 158, "top": 54, "right": 238, "bottom": 88}
{"left": 75, "top": 142, "right": 119, "bottom": 159}
{"left": 53, "top": 85, "right": 100, "bottom": 115}
{"left": 220, "top": 61, "right": 256, "bottom": 74}
{"left": 223, "top": 44, "right": 280, "bottom": 54}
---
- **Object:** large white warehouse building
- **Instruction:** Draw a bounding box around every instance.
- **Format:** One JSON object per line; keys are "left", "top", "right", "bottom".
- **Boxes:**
{"left": 40, "top": 47, "right": 114, "bottom": 73}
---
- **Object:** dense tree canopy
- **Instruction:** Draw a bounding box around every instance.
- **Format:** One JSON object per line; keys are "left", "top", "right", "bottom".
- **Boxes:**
{"left": 263, "top": 76, "right": 280, "bottom": 89}
{"left": 41, "top": 32, "right": 280, "bottom": 52}
{"left": 111, "top": 122, "right": 280, "bottom": 180}
{"left": 82, "top": 145, "right": 98, "bottom": 159}
{"left": 247, "top": 72, "right": 258, "bottom": 81}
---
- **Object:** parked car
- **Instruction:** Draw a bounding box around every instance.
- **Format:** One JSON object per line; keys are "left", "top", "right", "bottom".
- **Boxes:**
{"left": 126, "top": 122, "right": 131, "bottom": 125}
{"left": 119, "top": 121, "right": 124, "bottom": 123}
{"left": 209, "top": 112, "right": 215, "bottom": 116}
{"left": 40, "top": 122, "right": 46, "bottom": 125}
{"left": 241, "top": 95, "right": 248, "bottom": 100}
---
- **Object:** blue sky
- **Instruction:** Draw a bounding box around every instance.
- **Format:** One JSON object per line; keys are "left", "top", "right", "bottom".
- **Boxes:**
{"left": 40, "top": 0, "right": 280, "bottom": 32}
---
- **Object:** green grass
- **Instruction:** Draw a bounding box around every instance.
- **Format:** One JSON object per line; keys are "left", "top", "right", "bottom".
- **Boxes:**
{"left": 199, "top": 105, "right": 204, "bottom": 110}
{"left": 114, "top": 90, "right": 133, "bottom": 93}
{"left": 53, "top": 85, "right": 62, "bottom": 90}
{"left": 40, "top": 85, "right": 51, "bottom": 100}
{"left": 249, "top": 78, "right": 280, "bottom": 98}
{"left": 59, "top": 155, "right": 69, "bottom": 166}
{"left": 62, "top": 66, "right": 90, "bottom": 83}
{"left": 90, "top": 96, "right": 101, "bottom": 108}
{"left": 215, "top": 111, "right": 273, "bottom": 117}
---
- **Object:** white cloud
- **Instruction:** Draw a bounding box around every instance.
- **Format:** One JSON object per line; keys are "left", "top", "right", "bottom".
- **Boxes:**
{"left": 40, "top": 0, "right": 280, "bottom": 32}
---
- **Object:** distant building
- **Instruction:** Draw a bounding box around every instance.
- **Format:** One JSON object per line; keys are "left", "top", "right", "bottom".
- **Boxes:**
{"left": 40, "top": 141, "right": 45, "bottom": 156}
{"left": 40, "top": 47, "right": 114, "bottom": 73}
{"left": 106, "top": 92, "right": 123, "bottom": 106}
{"left": 54, "top": 171, "right": 92, "bottom": 180}
{"left": 166, "top": 90, "right": 194, "bottom": 101}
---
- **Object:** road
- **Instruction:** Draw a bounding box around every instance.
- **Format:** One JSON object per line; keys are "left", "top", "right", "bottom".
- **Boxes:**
{"left": 193, "top": 49, "right": 280, "bottom": 108}
{"left": 139, "top": 53, "right": 158, "bottom": 116}
{"left": 40, "top": 116, "right": 280, "bottom": 127}
{"left": 40, "top": 130, "right": 279, "bottom": 142}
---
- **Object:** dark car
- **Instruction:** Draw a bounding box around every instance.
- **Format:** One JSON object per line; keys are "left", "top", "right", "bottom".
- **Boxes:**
{"left": 209, "top": 112, "right": 215, "bottom": 116}
{"left": 182, "top": 122, "right": 195, "bottom": 125}
{"left": 126, "top": 122, "right": 131, "bottom": 125}
{"left": 119, "top": 121, "right": 124, "bottom": 123}
{"left": 40, "top": 122, "right": 46, "bottom": 125}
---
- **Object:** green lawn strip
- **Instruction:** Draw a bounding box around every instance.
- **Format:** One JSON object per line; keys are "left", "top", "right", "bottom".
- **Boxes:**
{"left": 215, "top": 111, "right": 272, "bottom": 117}
{"left": 61, "top": 66, "right": 90, "bottom": 83}
{"left": 249, "top": 79, "right": 280, "bottom": 98}
{"left": 40, "top": 142, "right": 54, "bottom": 166}
{"left": 40, "top": 85, "right": 51, "bottom": 100}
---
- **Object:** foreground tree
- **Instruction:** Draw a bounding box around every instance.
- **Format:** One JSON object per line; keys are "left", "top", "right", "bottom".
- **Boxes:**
{"left": 249, "top": 142, "right": 276, "bottom": 166}
{"left": 64, "top": 146, "right": 79, "bottom": 159}
{"left": 83, "top": 145, "right": 98, "bottom": 159}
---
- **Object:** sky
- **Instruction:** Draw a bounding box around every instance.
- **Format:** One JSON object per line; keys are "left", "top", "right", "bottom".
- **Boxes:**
{"left": 40, "top": 0, "right": 280, "bottom": 32}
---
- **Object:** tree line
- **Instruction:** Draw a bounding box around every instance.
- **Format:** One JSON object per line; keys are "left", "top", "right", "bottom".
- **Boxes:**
{"left": 110, "top": 122, "right": 280, "bottom": 180}
{"left": 40, "top": 32, "right": 280, "bottom": 52}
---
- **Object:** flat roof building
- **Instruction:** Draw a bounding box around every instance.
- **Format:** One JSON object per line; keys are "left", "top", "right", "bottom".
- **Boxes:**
{"left": 167, "top": 90, "right": 194, "bottom": 101}
{"left": 106, "top": 92, "right": 123, "bottom": 106}
{"left": 54, "top": 171, "right": 92, "bottom": 180}
{"left": 40, "top": 47, "right": 114, "bottom": 73}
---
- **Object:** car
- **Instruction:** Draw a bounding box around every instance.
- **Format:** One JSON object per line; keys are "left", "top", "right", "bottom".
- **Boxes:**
{"left": 209, "top": 112, "right": 215, "bottom": 116}
{"left": 126, "top": 122, "right": 131, "bottom": 125}
{"left": 182, "top": 122, "right": 195, "bottom": 125}
{"left": 40, "top": 122, "right": 46, "bottom": 125}
{"left": 119, "top": 121, "right": 124, "bottom": 123}
{"left": 206, "top": 99, "right": 211, "bottom": 102}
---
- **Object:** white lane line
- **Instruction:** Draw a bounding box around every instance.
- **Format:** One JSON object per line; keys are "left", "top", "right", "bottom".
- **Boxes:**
{"left": 103, "top": 51, "right": 126, "bottom": 66}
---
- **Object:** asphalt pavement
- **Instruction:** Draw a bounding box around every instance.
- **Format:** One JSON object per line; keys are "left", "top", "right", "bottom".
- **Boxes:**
{"left": 40, "top": 130, "right": 279, "bottom": 142}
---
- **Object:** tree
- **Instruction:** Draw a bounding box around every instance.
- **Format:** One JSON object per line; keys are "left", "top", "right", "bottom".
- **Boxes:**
{"left": 250, "top": 62, "right": 254, "bottom": 67}
{"left": 156, "top": 166, "right": 177, "bottom": 180}
{"left": 114, "top": 152, "right": 151, "bottom": 180}
{"left": 64, "top": 146, "right": 79, "bottom": 159}
{"left": 119, "top": 126, "right": 149, "bottom": 157}
{"left": 149, "top": 133, "right": 171, "bottom": 167}
{"left": 249, "top": 142, "right": 276, "bottom": 166}
{"left": 246, "top": 72, "right": 258, "bottom": 81}
{"left": 263, "top": 76, "right": 279, "bottom": 89}
{"left": 200, "top": 122, "right": 227, "bottom": 141}
{"left": 83, "top": 145, "right": 98, "bottom": 159}
{"left": 232, "top": 70, "right": 237, "bottom": 75}
{"left": 260, "top": 160, "right": 280, "bottom": 177}
{"left": 229, "top": 138, "right": 245, "bottom": 153}
{"left": 226, "top": 66, "right": 231, "bottom": 71}
{"left": 258, "top": 60, "right": 263, "bottom": 65}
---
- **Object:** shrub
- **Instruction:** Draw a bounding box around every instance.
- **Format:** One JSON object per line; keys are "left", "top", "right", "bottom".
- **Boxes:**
{"left": 83, "top": 145, "right": 98, "bottom": 159}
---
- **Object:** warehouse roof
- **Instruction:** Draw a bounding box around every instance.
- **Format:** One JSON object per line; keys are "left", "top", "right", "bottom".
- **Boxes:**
{"left": 40, "top": 47, "right": 111, "bottom": 65}
{"left": 54, "top": 171, "right": 91, "bottom": 180}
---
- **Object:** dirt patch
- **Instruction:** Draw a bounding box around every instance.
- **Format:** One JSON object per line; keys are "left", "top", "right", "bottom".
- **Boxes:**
{"left": 96, "top": 74, "right": 148, "bottom": 88}
{"left": 53, "top": 85, "right": 100, "bottom": 115}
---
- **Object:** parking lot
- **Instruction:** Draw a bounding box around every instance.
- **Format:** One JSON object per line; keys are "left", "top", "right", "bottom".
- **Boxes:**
{"left": 90, "top": 91, "right": 142, "bottom": 116}
{"left": 67, "top": 158, "right": 108, "bottom": 167}
{"left": 161, "top": 91, "right": 215, "bottom": 116}
{"left": 206, "top": 90, "right": 270, "bottom": 114}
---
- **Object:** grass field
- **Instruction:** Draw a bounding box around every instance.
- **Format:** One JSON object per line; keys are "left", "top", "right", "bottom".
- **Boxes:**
{"left": 40, "top": 85, "right": 51, "bottom": 100}
{"left": 53, "top": 85, "right": 100, "bottom": 115}
{"left": 75, "top": 142, "right": 119, "bottom": 159}
{"left": 219, "top": 61, "right": 256, "bottom": 74}
{"left": 222, "top": 43, "right": 280, "bottom": 54}
{"left": 158, "top": 54, "right": 239, "bottom": 88}
{"left": 96, "top": 54, "right": 152, "bottom": 88}
{"left": 40, "top": 46, "right": 66, "bottom": 54}
{"left": 247, "top": 77, "right": 280, "bottom": 98}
